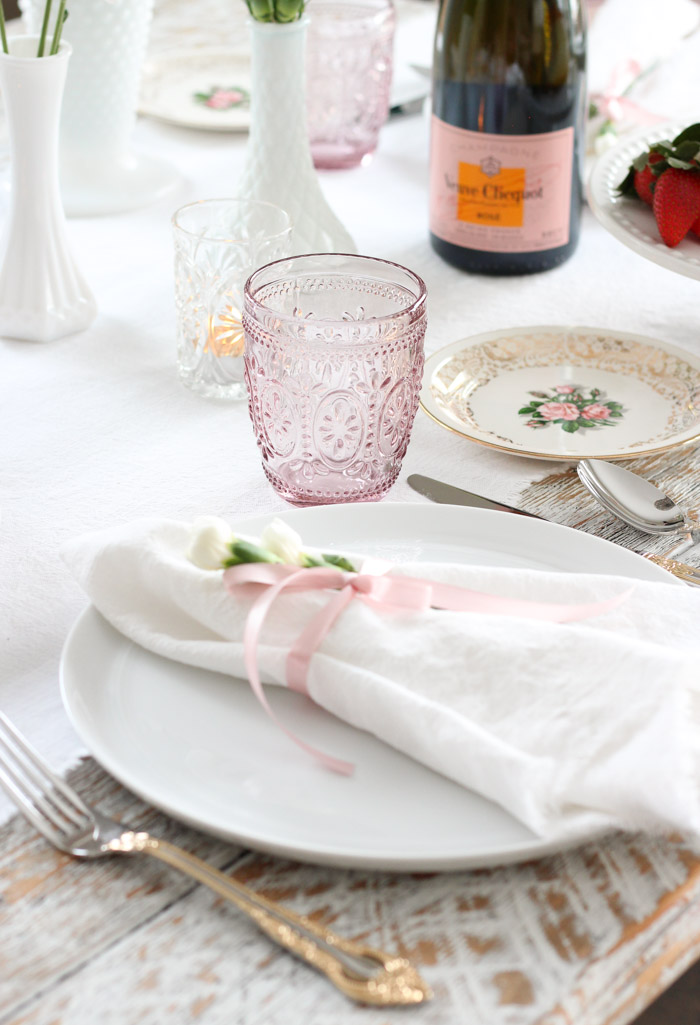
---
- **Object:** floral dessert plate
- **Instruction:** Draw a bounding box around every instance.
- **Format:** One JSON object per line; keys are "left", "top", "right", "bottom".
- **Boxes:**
{"left": 420, "top": 325, "right": 700, "bottom": 461}
{"left": 587, "top": 121, "right": 700, "bottom": 282}
{"left": 60, "top": 504, "right": 672, "bottom": 873}
{"left": 139, "top": 49, "right": 252, "bottom": 132}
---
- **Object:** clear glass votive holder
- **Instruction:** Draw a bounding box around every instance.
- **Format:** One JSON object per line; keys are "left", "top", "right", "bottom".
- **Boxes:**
{"left": 306, "top": 0, "right": 396, "bottom": 170}
{"left": 172, "top": 198, "right": 292, "bottom": 400}
{"left": 243, "top": 253, "right": 427, "bottom": 505}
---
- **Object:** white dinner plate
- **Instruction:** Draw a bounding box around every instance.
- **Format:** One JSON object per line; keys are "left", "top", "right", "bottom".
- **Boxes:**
{"left": 420, "top": 325, "right": 700, "bottom": 461}
{"left": 587, "top": 121, "right": 700, "bottom": 281}
{"left": 60, "top": 503, "right": 674, "bottom": 872}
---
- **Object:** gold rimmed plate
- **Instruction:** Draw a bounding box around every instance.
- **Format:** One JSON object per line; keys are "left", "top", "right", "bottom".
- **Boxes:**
{"left": 420, "top": 325, "right": 700, "bottom": 461}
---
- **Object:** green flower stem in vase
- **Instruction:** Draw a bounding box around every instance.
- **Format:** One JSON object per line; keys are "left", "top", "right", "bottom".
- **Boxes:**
{"left": 245, "top": 0, "right": 306, "bottom": 22}
{"left": 49, "top": 0, "right": 69, "bottom": 56}
{"left": 0, "top": 3, "right": 8, "bottom": 54}
{"left": 37, "top": 0, "right": 53, "bottom": 55}
{"left": 35, "top": 0, "right": 69, "bottom": 57}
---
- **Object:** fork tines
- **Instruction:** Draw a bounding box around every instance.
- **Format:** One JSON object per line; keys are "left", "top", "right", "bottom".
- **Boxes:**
{"left": 0, "top": 711, "right": 92, "bottom": 842}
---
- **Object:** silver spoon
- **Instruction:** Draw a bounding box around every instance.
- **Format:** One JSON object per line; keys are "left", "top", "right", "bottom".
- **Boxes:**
{"left": 577, "top": 459, "right": 700, "bottom": 555}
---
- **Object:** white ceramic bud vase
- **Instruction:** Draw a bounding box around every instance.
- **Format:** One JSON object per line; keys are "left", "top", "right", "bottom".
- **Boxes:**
{"left": 0, "top": 37, "right": 96, "bottom": 342}
{"left": 21, "top": 0, "right": 180, "bottom": 216}
{"left": 238, "top": 18, "right": 356, "bottom": 255}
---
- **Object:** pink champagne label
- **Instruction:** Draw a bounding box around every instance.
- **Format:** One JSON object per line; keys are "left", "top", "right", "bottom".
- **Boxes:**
{"left": 429, "top": 116, "right": 574, "bottom": 253}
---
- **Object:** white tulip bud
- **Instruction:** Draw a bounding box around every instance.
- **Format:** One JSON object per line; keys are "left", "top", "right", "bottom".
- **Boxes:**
{"left": 259, "top": 518, "right": 305, "bottom": 565}
{"left": 187, "top": 516, "right": 234, "bottom": 570}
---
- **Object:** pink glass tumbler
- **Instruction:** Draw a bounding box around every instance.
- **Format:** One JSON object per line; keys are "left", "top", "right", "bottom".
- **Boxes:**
{"left": 243, "top": 254, "right": 427, "bottom": 506}
{"left": 306, "top": 0, "right": 396, "bottom": 169}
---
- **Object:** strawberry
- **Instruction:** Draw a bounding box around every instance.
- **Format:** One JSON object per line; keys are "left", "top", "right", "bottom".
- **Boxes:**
{"left": 634, "top": 151, "right": 665, "bottom": 205}
{"left": 652, "top": 168, "right": 700, "bottom": 247}
{"left": 691, "top": 212, "right": 700, "bottom": 238}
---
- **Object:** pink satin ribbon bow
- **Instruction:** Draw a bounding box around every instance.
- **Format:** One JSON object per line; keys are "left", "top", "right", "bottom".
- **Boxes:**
{"left": 223, "top": 562, "right": 630, "bottom": 775}
{"left": 591, "top": 59, "right": 664, "bottom": 126}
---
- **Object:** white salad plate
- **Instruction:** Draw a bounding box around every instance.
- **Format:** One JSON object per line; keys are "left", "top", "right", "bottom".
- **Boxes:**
{"left": 420, "top": 325, "right": 700, "bottom": 461}
{"left": 139, "top": 49, "right": 253, "bottom": 132}
{"left": 587, "top": 121, "right": 700, "bottom": 282}
{"left": 60, "top": 503, "right": 673, "bottom": 873}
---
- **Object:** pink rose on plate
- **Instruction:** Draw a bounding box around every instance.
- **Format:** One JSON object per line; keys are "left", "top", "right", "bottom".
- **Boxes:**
{"left": 555, "top": 385, "right": 575, "bottom": 394}
{"left": 538, "top": 402, "right": 580, "bottom": 421}
{"left": 582, "top": 403, "right": 611, "bottom": 420}
{"left": 205, "top": 89, "right": 245, "bottom": 109}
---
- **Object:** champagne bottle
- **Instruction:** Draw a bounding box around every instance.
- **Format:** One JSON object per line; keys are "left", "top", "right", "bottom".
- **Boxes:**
{"left": 429, "top": 0, "right": 586, "bottom": 274}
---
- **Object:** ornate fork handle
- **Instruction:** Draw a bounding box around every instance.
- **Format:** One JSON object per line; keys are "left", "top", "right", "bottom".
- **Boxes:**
{"left": 109, "top": 831, "right": 430, "bottom": 1007}
{"left": 646, "top": 554, "right": 700, "bottom": 586}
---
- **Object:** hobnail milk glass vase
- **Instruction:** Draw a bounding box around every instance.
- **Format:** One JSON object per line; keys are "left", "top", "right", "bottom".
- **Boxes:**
{"left": 21, "top": 0, "right": 180, "bottom": 216}
{"left": 237, "top": 17, "right": 356, "bottom": 255}
{"left": 0, "top": 37, "right": 96, "bottom": 342}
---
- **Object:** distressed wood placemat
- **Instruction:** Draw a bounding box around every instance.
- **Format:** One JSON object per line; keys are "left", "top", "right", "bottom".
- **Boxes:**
{"left": 2, "top": 764, "right": 700, "bottom": 1023}
{"left": 3, "top": 452, "right": 700, "bottom": 1025}
{"left": 517, "top": 448, "right": 700, "bottom": 569}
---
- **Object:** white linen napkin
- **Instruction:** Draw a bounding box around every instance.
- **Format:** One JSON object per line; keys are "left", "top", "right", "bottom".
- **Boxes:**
{"left": 62, "top": 518, "right": 700, "bottom": 845}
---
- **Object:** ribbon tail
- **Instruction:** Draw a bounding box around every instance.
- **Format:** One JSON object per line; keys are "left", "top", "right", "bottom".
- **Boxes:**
{"left": 286, "top": 584, "right": 356, "bottom": 694}
{"left": 421, "top": 579, "right": 633, "bottom": 622}
{"left": 242, "top": 572, "right": 354, "bottom": 776}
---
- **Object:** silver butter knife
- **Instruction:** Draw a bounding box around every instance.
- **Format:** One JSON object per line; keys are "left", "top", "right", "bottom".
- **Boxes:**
{"left": 406, "top": 473, "right": 700, "bottom": 587}
{"left": 407, "top": 474, "right": 537, "bottom": 517}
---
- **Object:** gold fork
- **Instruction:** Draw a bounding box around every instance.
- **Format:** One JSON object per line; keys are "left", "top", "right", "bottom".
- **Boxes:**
{"left": 0, "top": 711, "right": 431, "bottom": 1007}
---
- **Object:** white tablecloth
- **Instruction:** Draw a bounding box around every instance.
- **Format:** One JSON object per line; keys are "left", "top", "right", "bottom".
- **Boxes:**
{"left": 2, "top": 1, "right": 700, "bottom": 822}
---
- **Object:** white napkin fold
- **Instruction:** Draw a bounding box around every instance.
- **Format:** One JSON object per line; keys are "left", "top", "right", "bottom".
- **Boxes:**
{"left": 62, "top": 518, "right": 700, "bottom": 845}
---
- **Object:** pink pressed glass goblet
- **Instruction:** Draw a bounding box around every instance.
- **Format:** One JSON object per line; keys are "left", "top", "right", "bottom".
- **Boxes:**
{"left": 306, "top": 0, "right": 396, "bottom": 170}
{"left": 243, "top": 253, "right": 427, "bottom": 506}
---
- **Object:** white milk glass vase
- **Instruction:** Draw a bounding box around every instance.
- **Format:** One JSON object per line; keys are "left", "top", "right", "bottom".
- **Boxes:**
{"left": 0, "top": 37, "right": 96, "bottom": 342}
{"left": 21, "top": 0, "right": 180, "bottom": 216}
{"left": 238, "top": 17, "right": 356, "bottom": 254}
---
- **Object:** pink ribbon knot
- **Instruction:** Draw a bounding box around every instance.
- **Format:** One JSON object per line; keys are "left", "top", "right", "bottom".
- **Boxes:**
{"left": 223, "top": 562, "right": 630, "bottom": 776}
{"left": 591, "top": 59, "right": 664, "bottom": 127}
